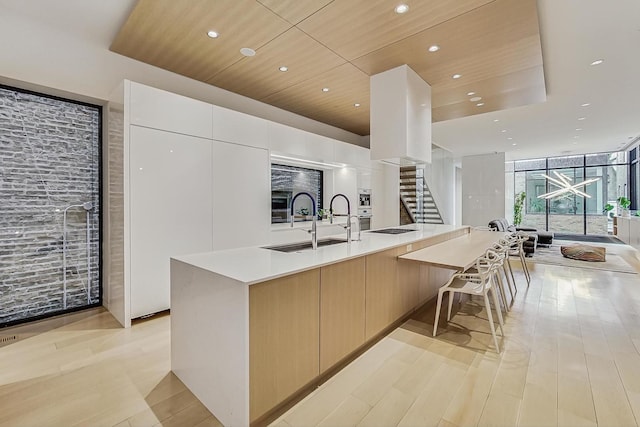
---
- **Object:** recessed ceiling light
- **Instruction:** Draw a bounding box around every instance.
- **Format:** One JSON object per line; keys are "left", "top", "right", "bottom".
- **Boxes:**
{"left": 578, "top": 117, "right": 586, "bottom": 120}
{"left": 207, "top": 30, "right": 219, "bottom": 38}
{"left": 470, "top": 96, "right": 482, "bottom": 102}
{"left": 452, "top": 74, "right": 462, "bottom": 79}
{"left": 322, "top": 87, "right": 330, "bottom": 92}
{"left": 512, "top": 143, "right": 517, "bottom": 146}
{"left": 493, "top": 119, "right": 499, "bottom": 122}
{"left": 590, "top": 59, "right": 604, "bottom": 66}
{"left": 581, "top": 103, "right": 591, "bottom": 107}
{"left": 574, "top": 135, "right": 580, "bottom": 139}
{"left": 476, "top": 102, "right": 484, "bottom": 107}
{"left": 507, "top": 137, "right": 513, "bottom": 140}
{"left": 428, "top": 45, "right": 440, "bottom": 52}
{"left": 576, "top": 128, "right": 582, "bottom": 131}
{"left": 240, "top": 47, "right": 256, "bottom": 57}
{"left": 279, "top": 66, "right": 288, "bottom": 72}
{"left": 354, "top": 103, "right": 361, "bottom": 107}
{"left": 467, "top": 91, "right": 475, "bottom": 96}
{"left": 395, "top": 4, "right": 409, "bottom": 14}
{"left": 501, "top": 129, "right": 507, "bottom": 133}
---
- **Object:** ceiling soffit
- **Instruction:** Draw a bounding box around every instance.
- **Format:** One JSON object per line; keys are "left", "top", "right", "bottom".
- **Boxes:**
{"left": 110, "top": 0, "right": 546, "bottom": 136}
{"left": 262, "top": 63, "right": 371, "bottom": 136}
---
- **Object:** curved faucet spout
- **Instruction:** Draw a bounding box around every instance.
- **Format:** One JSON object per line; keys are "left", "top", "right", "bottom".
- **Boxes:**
{"left": 290, "top": 192, "right": 317, "bottom": 223}
{"left": 329, "top": 194, "right": 351, "bottom": 224}
{"left": 329, "top": 193, "right": 353, "bottom": 243}
{"left": 290, "top": 192, "right": 318, "bottom": 249}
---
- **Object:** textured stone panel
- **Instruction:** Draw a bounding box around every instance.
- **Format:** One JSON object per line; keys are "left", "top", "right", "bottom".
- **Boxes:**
{"left": 0, "top": 87, "right": 101, "bottom": 325}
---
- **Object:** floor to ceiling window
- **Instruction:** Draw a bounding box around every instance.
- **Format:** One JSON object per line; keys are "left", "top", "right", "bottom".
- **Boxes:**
{"left": 507, "top": 152, "right": 627, "bottom": 235}
{"left": 0, "top": 85, "right": 102, "bottom": 327}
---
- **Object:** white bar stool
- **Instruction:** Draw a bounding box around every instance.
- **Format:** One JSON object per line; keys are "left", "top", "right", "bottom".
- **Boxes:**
{"left": 433, "top": 250, "right": 505, "bottom": 353}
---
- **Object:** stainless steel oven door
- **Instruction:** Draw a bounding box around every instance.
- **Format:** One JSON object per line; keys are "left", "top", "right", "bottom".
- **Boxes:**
{"left": 359, "top": 216, "right": 371, "bottom": 231}
{"left": 358, "top": 207, "right": 372, "bottom": 230}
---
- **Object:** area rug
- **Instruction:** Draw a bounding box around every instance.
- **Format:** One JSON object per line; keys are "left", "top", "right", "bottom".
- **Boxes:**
{"left": 554, "top": 233, "right": 625, "bottom": 244}
{"left": 528, "top": 244, "right": 637, "bottom": 274}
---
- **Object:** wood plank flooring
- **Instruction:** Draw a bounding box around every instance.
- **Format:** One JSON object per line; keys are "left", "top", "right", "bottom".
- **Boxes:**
{"left": 0, "top": 242, "right": 639, "bottom": 426}
{"left": 274, "top": 242, "right": 640, "bottom": 427}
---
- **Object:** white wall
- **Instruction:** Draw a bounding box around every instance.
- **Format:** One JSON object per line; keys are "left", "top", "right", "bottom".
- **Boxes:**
{"left": 455, "top": 166, "right": 462, "bottom": 226}
{"left": 462, "top": 152, "right": 506, "bottom": 227}
{"left": 422, "top": 146, "right": 455, "bottom": 224}
{"left": 505, "top": 169, "right": 515, "bottom": 224}
{"left": 371, "top": 162, "right": 400, "bottom": 229}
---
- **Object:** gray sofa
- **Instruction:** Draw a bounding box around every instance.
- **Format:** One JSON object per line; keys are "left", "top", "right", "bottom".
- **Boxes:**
{"left": 488, "top": 218, "right": 554, "bottom": 255}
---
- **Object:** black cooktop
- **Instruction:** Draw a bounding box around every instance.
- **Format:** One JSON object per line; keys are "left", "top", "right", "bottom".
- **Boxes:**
{"left": 369, "top": 228, "right": 418, "bottom": 235}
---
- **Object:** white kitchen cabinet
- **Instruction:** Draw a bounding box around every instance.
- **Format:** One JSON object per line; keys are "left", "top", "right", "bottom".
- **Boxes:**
{"left": 304, "top": 131, "right": 335, "bottom": 161}
{"left": 617, "top": 217, "right": 631, "bottom": 244}
{"left": 129, "top": 81, "right": 213, "bottom": 139}
{"left": 129, "top": 125, "right": 213, "bottom": 318}
{"left": 631, "top": 218, "right": 640, "bottom": 249}
{"left": 212, "top": 140, "right": 270, "bottom": 250}
{"left": 269, "top": 122, "right": 333, "bottom": 162}
{"left": 331, "top": 167, "right": 358, "bottom": 216}
{"left": 212, "top": 105, "right": 268, "bottom": 149}
{"left": 333, "top": 140, "right": 369, "bottom": 168}
{"left": 268, "top": 122, "right": 305, "bottom": 156}
{"left": 617, "top": 216, "right": 640, "bottom": 249}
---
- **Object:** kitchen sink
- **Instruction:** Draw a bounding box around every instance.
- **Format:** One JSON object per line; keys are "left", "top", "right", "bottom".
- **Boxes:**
{"left": 262, "top": 238, "right": 348, "bottom": 253}
{"left": 368, "top": 228, "right": 418, "bottom": 235}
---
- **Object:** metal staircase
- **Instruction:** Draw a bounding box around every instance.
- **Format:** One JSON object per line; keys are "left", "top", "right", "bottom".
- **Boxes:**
{"left": 400, "top": 166, "right": 444, "bottom": 224}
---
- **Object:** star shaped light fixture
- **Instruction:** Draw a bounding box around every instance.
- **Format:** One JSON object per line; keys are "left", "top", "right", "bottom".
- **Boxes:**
{"left": 537, "top": 171, "right": 600, "bottom": 199}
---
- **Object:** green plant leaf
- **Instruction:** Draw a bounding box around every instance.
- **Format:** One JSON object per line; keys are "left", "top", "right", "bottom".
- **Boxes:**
{"left": 514, "top": 191, "right": 526, "bottom": 226}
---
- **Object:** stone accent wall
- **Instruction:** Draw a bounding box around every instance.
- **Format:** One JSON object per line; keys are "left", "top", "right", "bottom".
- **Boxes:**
{"left": 522, "top": 213, "right": 609, "bottom": 234}
{"left": 271, "top": 164, "right": 323, "bottom": 223}
{"left": 107, "top": 104, "right": 124, "bottom": 314}
{"left": 0, "top": 87, "right": 101, "bottom": 326}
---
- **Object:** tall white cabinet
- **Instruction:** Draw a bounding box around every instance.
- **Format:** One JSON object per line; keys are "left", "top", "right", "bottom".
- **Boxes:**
{"left": 212, "top": 140, "right": 269, "bottom": 250}
{"left": 129, "top": 127, "right": 214, "bottom": 318}
{"left": 108, "top": 81, "right": 271, "bottom": 326}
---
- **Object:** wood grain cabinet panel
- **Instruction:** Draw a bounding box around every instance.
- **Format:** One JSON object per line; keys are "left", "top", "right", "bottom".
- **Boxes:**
{"left": 397, "top": 253, "right": 420, "bottom": 317}
{"left": 320, "top": 258, "right": 366, "bottom": 373}
{"left": 249, "top": 269, "right": 320, "bottom": 422}
{"left": 365, "top": 247, "right": 401, "bottom": 340}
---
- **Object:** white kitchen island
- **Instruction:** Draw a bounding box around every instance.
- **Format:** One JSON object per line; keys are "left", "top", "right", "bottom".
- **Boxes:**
{"left": 170, "top": 224, "right": 468, "bottom": 426}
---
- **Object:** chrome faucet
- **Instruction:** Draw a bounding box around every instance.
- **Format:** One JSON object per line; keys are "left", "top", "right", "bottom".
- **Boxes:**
{"left": 350, "top": 215, "right": 362, "bottom": 241}
{"left": 290, "top": 192, "right": 317, "bottom": 250}
{"left": 329, "top": 193, "right": 352, "bottom": 243}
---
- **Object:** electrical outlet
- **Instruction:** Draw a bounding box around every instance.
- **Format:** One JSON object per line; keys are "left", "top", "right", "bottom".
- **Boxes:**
{"left": 406, "top": 244, "right": 412, "bottom": 252}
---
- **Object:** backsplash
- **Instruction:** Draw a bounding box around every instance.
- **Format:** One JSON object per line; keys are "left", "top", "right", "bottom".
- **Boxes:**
{"left": 271, "top": 163, "right": 323, "bottom": 223}
{"left": 0, "top": 86, "right": 101, "bottom": 326}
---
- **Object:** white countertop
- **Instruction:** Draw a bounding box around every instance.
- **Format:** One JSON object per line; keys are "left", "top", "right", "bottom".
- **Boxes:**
{"left": 172, "top": 224, "right": 463, "bottom": 285}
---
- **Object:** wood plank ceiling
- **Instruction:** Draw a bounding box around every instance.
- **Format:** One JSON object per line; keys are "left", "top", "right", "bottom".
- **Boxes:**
{"left": 110, "top": 0, "right": 545, "bottom": 136}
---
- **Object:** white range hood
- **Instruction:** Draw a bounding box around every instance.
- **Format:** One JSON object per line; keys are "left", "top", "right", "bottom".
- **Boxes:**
{"left": 370, "top": 64, "right": 432, "bottom": 164}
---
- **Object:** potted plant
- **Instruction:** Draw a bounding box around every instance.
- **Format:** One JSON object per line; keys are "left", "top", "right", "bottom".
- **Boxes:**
{"left": 603, "top": 203, "right": 614, "bottom": 216}
{"left": 618, "top": 196, "right": 631, "bottom": 217}
{"left": 513, "top": 191, "right": 526, "bottom": 226}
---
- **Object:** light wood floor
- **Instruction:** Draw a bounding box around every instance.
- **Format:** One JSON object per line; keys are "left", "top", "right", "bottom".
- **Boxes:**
{"left": 1, "top": 242, "right": 640, "bottom": 427}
